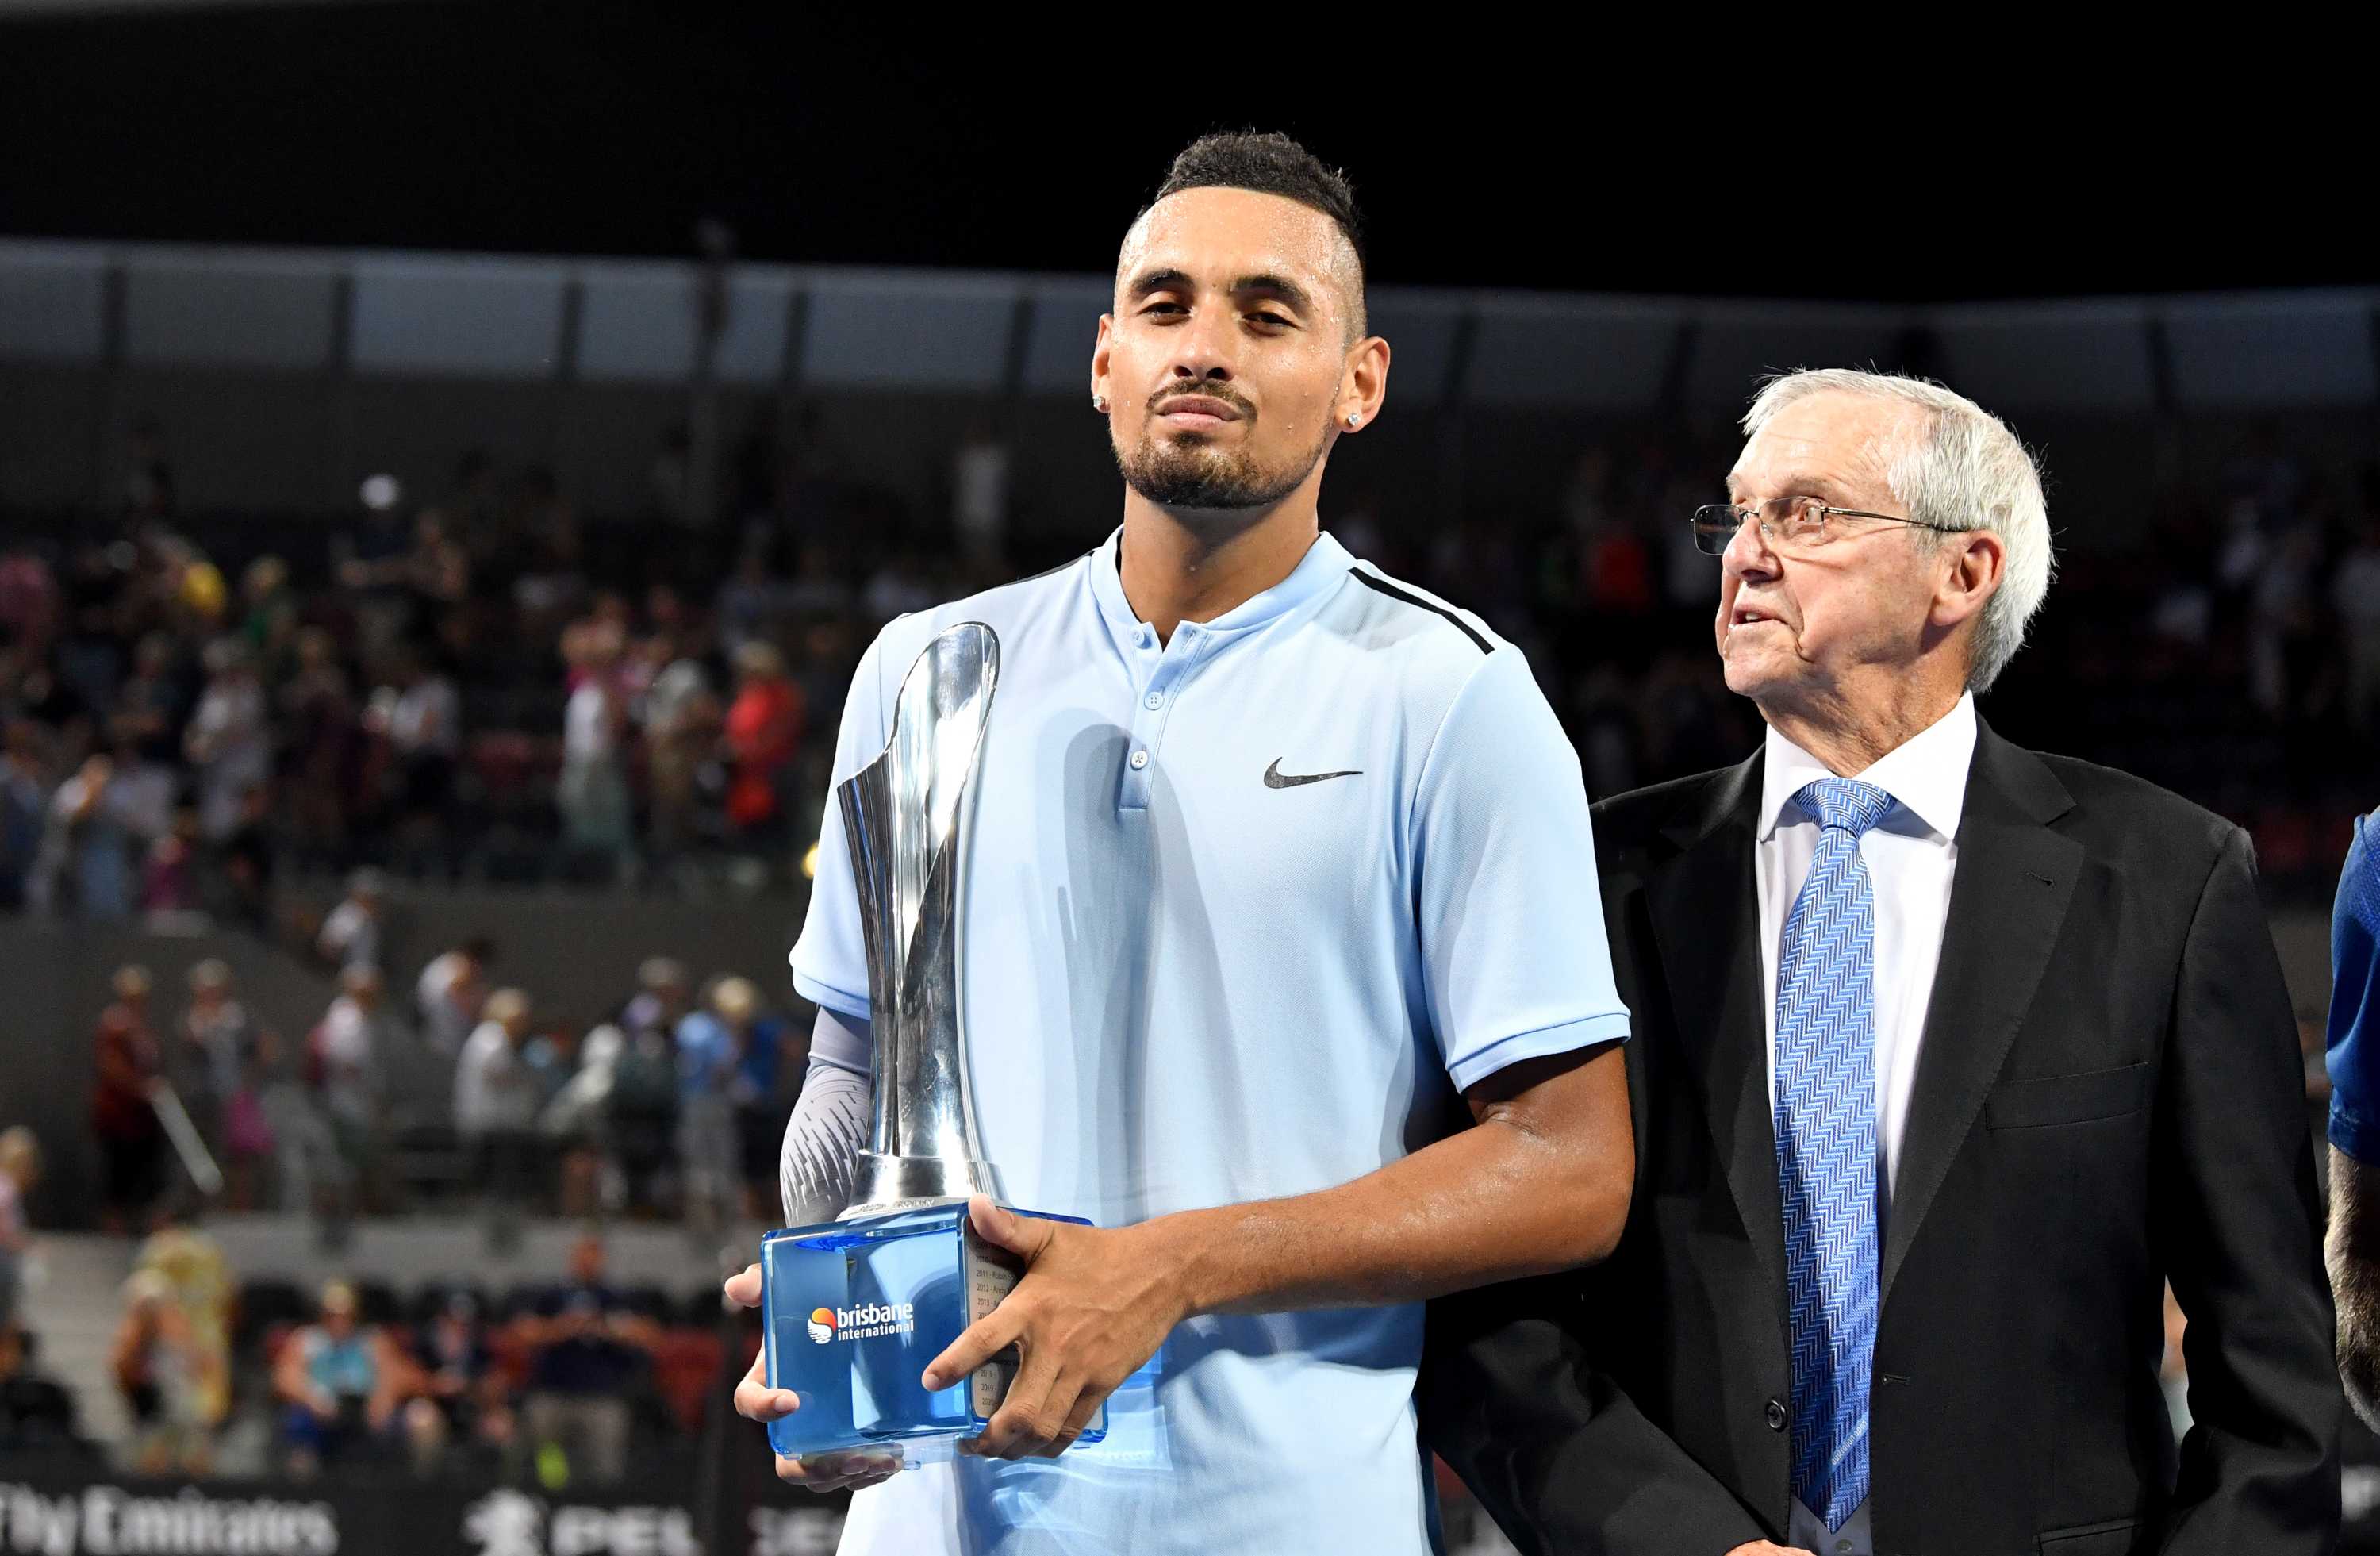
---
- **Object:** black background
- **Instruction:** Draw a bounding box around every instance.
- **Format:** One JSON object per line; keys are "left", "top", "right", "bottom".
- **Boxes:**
{"left": 0, "top": 5, "right": 2360, "bottom": 301}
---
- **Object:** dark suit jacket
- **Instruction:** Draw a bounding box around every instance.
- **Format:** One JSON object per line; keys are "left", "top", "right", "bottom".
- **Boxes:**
{"left": 1422, "top": 724, "right": 2341, "bottom": 1555}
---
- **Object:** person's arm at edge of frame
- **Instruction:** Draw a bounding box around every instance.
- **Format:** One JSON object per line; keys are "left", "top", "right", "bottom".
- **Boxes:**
{"left": 2324, "top": 809, "right": 2380, "bottom": 1426}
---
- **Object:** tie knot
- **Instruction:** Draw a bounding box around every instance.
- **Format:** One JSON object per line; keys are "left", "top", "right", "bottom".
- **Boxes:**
{"left": 1795, "top": 777, "right": 1892, "bottom": 838}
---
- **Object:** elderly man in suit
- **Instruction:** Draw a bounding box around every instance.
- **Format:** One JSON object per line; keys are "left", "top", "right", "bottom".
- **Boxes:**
{"left": 1423, "top": 368, "right": 2341, "bottom": 1555}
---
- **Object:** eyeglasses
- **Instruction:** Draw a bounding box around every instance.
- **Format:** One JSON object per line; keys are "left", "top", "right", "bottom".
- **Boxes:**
{"left": 1689, "top": 496, "right": 1963, "bottom": 557}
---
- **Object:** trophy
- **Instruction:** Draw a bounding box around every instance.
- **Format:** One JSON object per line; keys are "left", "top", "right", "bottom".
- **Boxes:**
{"left": 760, "top": 622, "right": 1104, "bottom": 1462}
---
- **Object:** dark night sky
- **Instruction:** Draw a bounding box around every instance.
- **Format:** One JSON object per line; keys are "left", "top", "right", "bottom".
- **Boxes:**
{"left": 0, "top": 5, "right": 2359, "bottom": 302}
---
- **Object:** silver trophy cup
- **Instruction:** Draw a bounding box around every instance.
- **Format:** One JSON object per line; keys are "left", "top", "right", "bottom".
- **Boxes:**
{"left": 837, "top": 621, "right": 1009, "bottom": 1216}
{"left": 761, "top": 619, "right": 1106, "bottom": 1458}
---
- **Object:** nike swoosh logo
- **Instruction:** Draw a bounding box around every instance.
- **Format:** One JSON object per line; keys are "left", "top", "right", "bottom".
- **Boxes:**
{"left": 1264, "top": 758, "right": 1362, "bottom": 789}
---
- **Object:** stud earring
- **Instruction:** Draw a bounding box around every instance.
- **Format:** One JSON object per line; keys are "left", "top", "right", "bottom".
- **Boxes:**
{"left": 1345, "top": 411, "right": 1361, "bottom": 428}
{"left": 1092, "top": 395, "right": 1108, "bottom": 413}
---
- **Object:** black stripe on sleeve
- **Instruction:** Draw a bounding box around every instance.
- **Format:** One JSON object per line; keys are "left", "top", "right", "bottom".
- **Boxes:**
{"left": 1347, "top": 567, "right": 1491, "bottom": 655}
{"left": 1004, "top": 546, "right": 1100, "bottom": 589}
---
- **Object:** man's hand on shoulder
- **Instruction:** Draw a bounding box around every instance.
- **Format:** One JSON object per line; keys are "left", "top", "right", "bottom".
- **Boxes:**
{"left": 923, "top": 1197, "right": 1190, "bottom": 1461}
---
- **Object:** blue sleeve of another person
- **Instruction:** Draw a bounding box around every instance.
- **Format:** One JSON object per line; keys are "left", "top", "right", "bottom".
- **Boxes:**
{"left": 1411, "top": 645, "right": 1632, "bottom": 1095}
{"left": 2327, "top": 808, "right": 2380, "bottom": 1162}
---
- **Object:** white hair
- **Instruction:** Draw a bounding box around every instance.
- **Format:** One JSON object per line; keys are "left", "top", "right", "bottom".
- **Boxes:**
{"left": 1742, "top": 368, "right": 2053, "bottom": 693}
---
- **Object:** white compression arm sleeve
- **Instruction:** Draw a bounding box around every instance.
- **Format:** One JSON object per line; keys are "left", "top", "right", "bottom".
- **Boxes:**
{"left": 778, "top": 1005, "right": 873, "bottom": 1225}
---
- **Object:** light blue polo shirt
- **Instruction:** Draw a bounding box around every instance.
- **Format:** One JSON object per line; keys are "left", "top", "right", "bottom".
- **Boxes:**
{"left": 790, "top": 527, "right": 1630, "bottom": 1556}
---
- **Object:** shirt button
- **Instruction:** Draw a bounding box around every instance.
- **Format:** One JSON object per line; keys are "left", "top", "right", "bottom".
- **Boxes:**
{"left": 1128, "top": 750, "right": 1150, "bottom": 770}
{"left": 1764, "top": 1398, "right": 1787, "bottom": 1432}
{"left": 1143, "top": 692, "right": 1163, "bottom": 710}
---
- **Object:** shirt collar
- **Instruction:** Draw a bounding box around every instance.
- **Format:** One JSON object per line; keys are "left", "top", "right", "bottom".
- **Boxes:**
{"left": 1088, "top": 525, "right": 1352, "bottom": 653}
{"left": 1757, "top": 692, "right": 1979, "bottom": 844}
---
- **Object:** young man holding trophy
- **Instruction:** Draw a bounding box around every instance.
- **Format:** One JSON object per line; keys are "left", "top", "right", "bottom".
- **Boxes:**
{"left": 720, "top": 133, "right": 1638, "bottom": 1553}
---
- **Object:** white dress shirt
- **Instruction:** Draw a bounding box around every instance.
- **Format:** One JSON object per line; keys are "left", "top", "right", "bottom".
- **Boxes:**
{"left": 1758, "top": 692, "right": 1978, "bottom": 1556}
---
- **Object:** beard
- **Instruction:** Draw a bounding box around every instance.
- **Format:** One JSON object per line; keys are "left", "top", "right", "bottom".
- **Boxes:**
{"left": 1114, "top": 420, "right": 1329, "bottom": 513}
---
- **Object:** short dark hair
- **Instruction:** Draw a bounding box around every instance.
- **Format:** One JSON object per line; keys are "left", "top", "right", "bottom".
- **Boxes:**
{"left": 1144, "top": 131, "right": 1366, "bottom": 328}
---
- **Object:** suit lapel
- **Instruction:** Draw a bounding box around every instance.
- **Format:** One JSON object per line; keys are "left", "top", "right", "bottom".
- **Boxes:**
{"left": 1645, "top": 751, "right": 1787, "bottom": 1326}
{"left": 1879, "top": 724, "right": 2080, "bottom": 1304}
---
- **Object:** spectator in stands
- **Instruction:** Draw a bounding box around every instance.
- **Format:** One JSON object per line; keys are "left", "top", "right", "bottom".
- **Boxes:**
{"left": 524, "top": 1020, "right": 584, "bottom": 1111}
{"left": 675, "top": 976, "right": 785, "bottom": 1222}
{"left": 184, "top": 636, "right": 268, "bottom": 843}
{"left": 315, "top": 867, "right": 386, "bottom": 972}
{"left": 139, "top": 801, "right": 205, "bottom": 915}
{"left": 509, "top": 467, "right": 589, "bottom": 632}
{"left": 168, "top": 537, "right": 229, "bottom": 634}
{"left": 456, "top": 989, "right": 544, "bottom": 1225}
{"left": 312, "top": 964, "right": 393, "bottom": 1214}
{"left": 0, "top": 547, "right": 59, "bottom": 663}
{"left": 405, "top": 1288, "right": 512, "bottom": 1476}
{"left": 129, "top": 1212, "right": 232, "bottom": 1470}
{"left": 109, "top": 632, "right": 184, "bottom": 770}
{"left": 606, "top": 959, "right": 687, "bottom": 1216}
{"left": 635, "top": 633, "right": 718, "bottom": 868}
{"left": 215, "top": 780, "right": 274, "bottom": 932}
{"left": 514, "top": 1235, "right": 656, "bottom": 1486}
{"left": 416, "top": 936, "right": 495, "bottom": 1057}
{"left": 33, "top": 751, "right": 146, "bottom": 920}
{"left": 558, "top": 620, "right": 634, "bottom": 877}
{"left": 2337, "top": 513, "right": 2380, "bottom": 740}
{"left": 273, "top": 1279, "right": 416, "bottom": 1477}
{"left": 524, "top": 1023, "right": 604, "bottom": 1220}
{"left": 723, "top": 641, "right": 802, "bottom": 855}
{"left": 91, "top": 965, "right": 163, "bottom": 1235}
{"left": 252, "top": 1022, "right": 340, "bottom": 1219}
{"left": 337, "top": 509, "right": 406, "bottom": 667}
{"left": 0, "top": 1320, "right": 84, "bottom": 1460}
{"left": 539, "top": 1026, "right": 613, "bottom": 1221}
{"left": 714, "top": 541, "right": 791, "bottom": 663}
{"left": 0, "top": 722, "right": 48, "bottom": 909}
{"left": 238, "top": 555, "right": 297, "bottom": 670}
{"left": 112, "top": 1268, "right": 215, "bottom": 1474}
{"left": 48, "top": 543, "right": 135, "bottom": 717}
{"left": 161, "top": 959, "right": 243, "bottom": 1211}
{"left": 188, "top": 963, "right": 271, "bottom": 1213}
{"left": 369, "top": 648, "right": 460, "bottom": 872}
{"left": 400, "top": 509, "right": 473, "bottom": 617}
{"left": 278, "top": 626, "right": 357, "bottom": 872}
{"left": 0, "top": 1128, "right": 40, "bottom": 1335}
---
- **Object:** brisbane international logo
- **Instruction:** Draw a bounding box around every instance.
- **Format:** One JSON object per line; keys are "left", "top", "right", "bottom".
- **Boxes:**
{"left": 805, "top": 1300, "right": 916, "bottom": 1344}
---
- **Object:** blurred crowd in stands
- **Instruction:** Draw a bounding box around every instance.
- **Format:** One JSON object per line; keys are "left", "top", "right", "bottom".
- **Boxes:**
{"left": 6, "top": 884, "right": 789, "bottom": 1482}
{"left": 2, "top": 411, "right": 2375, "bottom": 926}
{"left": 8, "top": 1202, "right": 751, "bottom": 1489}
{"left": 74, "top": 938, "right": 798, "bottom": 1242}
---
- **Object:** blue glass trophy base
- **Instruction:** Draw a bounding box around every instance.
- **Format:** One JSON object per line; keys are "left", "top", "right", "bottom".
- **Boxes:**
{"left": 761, "top": 1203, "right": 1107, "bottom": 1465}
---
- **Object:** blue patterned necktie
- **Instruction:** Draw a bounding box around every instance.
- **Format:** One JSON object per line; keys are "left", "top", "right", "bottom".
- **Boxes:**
{"left": 1775, "top": 775, "right": 1894, "bottom": 1532}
